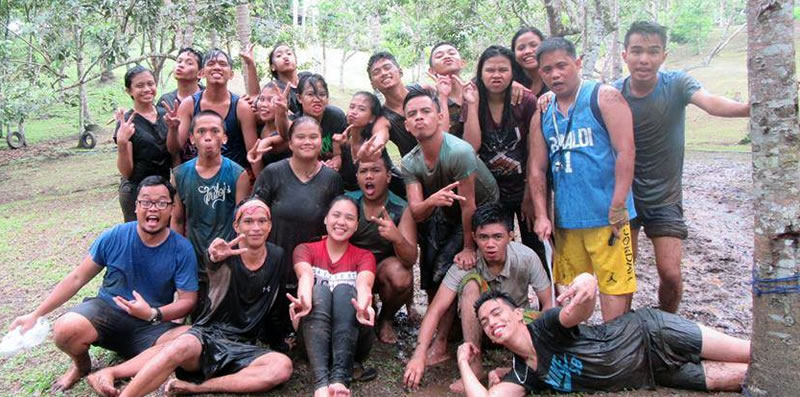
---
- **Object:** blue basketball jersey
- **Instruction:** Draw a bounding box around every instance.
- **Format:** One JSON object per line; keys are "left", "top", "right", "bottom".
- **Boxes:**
{"left": 540, "top": 80, "right": 636, "bottom": 229}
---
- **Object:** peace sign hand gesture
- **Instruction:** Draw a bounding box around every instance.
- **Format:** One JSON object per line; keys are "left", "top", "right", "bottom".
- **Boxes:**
{"left": 351, "top": 295, "right": 376, "bottom": 327}
{"left": 208, "top": 234, "right": 249, "bottom": 263}
{"left": 287, "top": 292, "right": 311, "bottom": 330}
{"left": 272, "top": 84, "right": 291, "bottom": 114}
{"left": 332, "top": 125, "right": 353, "bottom": 147}
{"left": 240, "top": 43, "right": 255, "bottom": 66}
{"left": 356, "top": 134, "right": 386, "bottom": 163}
{"left": 370, "top": 207, "right": 402, "bottom": 244}
{"left": 162, "top": 99, "right": 181, "bottom": 130}
{"left": 114, "top": 109, "right": 136, "bottom": 145}
{"left": 247, "top": 138, "right": 274, "bottom": 165}
{"left": 462, "top": 80, "right": 478, "bottom": 105}
{"left": 428, "top": 181, "right": 466, "bottom": 208}
{"left": 427, "top": 71, "right": 453, "bottom": 98}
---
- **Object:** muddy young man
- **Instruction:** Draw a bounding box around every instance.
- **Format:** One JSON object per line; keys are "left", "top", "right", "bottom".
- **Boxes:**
{"left": 404, "top": 202, "right": 553, "bottom": 393}
{"left": 166, "top": 49, "right": 258, "bottom": 169}
{"left": 157, "top": 47, "right": 204, "bottom": 114}
{"left": 528, "top": 37, "right": 637, "bottom": 322}
{"left": 613, "top": 21, "right": 750, "bottom": 313}
{"left": 402, "top": 88, "right": 499, "bottom": 364}
{"left": 346, "top": 154, "right": 418, "bottom": 344}
{"left": 459, "top": 279, "right": 751, "bottom": 395}
{"left": 428, "top": 41, "right": 467, "bottom": 138}
{"left": 87, "top": 199, "right": 293, "bottom": 397}
{"left": 172, "top": 110, "right": 250, "bottom": 320}
{"left": 8, "top": 176, "right": 198, "bottom": 393}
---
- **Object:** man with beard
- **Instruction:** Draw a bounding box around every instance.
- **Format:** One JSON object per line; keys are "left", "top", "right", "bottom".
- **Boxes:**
{"left": 8, "top": 176, "right": 198, "bottom": 393}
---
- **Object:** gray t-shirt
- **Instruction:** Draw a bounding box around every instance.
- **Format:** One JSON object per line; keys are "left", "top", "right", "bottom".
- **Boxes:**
{"left": 613, "top": 71, "right": 702, "bottom": 209}
{"left": 401, "top": 133, "right": 499, "bottom": 222}
{"left": 442, "top": 242, "right": 550, "bottom": 308}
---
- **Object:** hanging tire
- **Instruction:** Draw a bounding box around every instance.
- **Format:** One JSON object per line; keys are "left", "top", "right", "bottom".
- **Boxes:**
{"left": 78, "top": 131, "right": 97, "bottom": 149}
{"left": 7, "top": 131, "right": 25, "bottom": 149}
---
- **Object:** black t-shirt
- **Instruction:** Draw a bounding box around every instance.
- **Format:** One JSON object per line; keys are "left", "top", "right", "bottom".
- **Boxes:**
{"left": 275, "top": 72, "right": 310, "bottom": 115}
{"left": 290, "top": 105, "right": 347, "bottom": 159}
{"left": 502, "top": 308, "right": 655, "bottom": 393}
{"left": 155, "top": 85, "right": 205, "bottom": 111}
{"left": 252, "top": 159, "right": 344, "bottom": 275}
{"left": 195, "top": 242, "right": 289, "bottom": 343}
{"left": 447, "top": 97, "right": 464, "bottom": 139}
{"left": 114, "top": 109, "right": 171, "bottom": 184}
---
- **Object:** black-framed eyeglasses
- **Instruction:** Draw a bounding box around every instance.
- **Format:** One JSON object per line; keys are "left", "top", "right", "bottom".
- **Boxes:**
{"left": 136, "top": 200, "right": 173, "bottom": 209}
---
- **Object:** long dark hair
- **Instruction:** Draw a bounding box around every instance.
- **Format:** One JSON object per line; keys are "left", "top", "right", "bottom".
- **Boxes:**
{"left": 476, "top": 45, "right": 514, "bottom": 134}
{"left": 351, "top": 91, "right": 381, "bottom": 141}
{"left": 510, "top": 27, "right": 546, "bottom": 88}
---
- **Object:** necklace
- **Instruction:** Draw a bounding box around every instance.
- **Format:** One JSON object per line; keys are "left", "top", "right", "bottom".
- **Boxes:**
{"left": 551, "top": 79, "right": 584, "bottom": 173}
{"left": 512, "top": 354, "right": 529, "bottom": 384}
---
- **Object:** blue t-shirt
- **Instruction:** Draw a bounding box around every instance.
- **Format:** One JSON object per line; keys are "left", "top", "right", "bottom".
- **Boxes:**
{"left": 90, "top": 222, "right": 198, "bottom": 310}
{"left": 612, "top": 71, "right": 702, "bottom": 208}
{"left": 541, "top": 80, "right": 636, "bottom": 229}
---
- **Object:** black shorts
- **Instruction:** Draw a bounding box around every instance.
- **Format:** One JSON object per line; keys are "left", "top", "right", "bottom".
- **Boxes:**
{"left": 175, "top": 326, "right": 272, "bottom": 384}
{"left": 69, "top": 297, "right": 180, "bottom": 359}
{"left": 631, "top": 201, "right": 688, "bottom": 240}
{"left": 418, "top": 208, "right": 463, "bottom": 290}
{"left": 636, "top": 308, "right": 706, "bottom": 391}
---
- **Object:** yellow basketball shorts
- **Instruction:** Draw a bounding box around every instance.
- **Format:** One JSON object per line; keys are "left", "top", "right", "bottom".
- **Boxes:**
{"left": 554, "top": 223, "right": 636, "bottom": 295}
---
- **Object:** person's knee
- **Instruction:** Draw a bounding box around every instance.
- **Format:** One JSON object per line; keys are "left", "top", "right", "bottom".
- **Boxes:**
{"left": 259, "top": 353, "right": 293, "bottom": 385}
{"left": 53, "top": 313, "right": 95, "bottom": 349}
{"left": 379, "top": 259, "right": 413, "bottom": 294}
{"left": 162, "top": 335, "right": 201, "bottom": 367}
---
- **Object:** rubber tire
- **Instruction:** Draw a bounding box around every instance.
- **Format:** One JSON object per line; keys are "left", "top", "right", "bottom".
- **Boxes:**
{"left": 79, "top": 131, "right": 97, "bottom": 149}
{"left": 7, "top": 131, "right": 25, "bottom": 149}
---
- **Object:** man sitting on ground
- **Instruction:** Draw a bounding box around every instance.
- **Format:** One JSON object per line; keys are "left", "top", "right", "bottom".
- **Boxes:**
{"left": 9, "top": 176, "right": 198, "bottom": 393}
{"left": 87, "top": 198, "right": 293, "bottom": 397}
{"left": 346, "top": 154, "right": 418, "bottom": 344}
{"left": 459, "top": 278, "right": 751, "bottom": 395}
{"left": 404, "top": 202, "right": 553, "bottom": 392}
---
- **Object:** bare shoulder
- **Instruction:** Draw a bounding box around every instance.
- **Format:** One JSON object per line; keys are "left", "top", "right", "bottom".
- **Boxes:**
{"left": 597, "top": 84, "right": 626, "bottom": 105}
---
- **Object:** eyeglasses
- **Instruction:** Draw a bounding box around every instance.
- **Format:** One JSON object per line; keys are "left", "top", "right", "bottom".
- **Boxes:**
{"left": 136, "top": 200, "right": 173, "bottom": 209}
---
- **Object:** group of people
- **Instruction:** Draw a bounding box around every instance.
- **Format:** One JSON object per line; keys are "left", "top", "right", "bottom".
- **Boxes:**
{"left": 9, "top": 20, "right": 753, "bottom": 396}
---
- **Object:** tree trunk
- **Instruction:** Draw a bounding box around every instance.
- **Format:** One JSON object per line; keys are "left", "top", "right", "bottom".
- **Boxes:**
{"left": 744, "top": 0, "right": 800, "bottom": 395}
{"left": 235, "top": 1, "right": 252, "bottom": 93}
{"left": 74, "top": 26, "right": 90, "bottom": 134}
{"left": 581, "top": 2, "right": 603, "bottom": 80}
{"left": 209, "top": 30, "right": 219, "bottom": 49}
{"left": 183, "top": 0, "right": 196, "bottom": 47}
{"left": 321, "top": 39, "right": 327, "bottom": 79}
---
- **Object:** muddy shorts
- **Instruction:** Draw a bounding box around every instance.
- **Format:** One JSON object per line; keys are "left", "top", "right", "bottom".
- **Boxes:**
{"left": 630, "top": 201, "right": 688, "bottom": 240}
{"left": 636, "top": 308, "right": 707, "bottom": 391}
{"left": 418, "top": 208, "right": 463, "bottom": 290}
{"left": 70, "top": 297, "right": 180, "bottom": 359}
{"left": 553, "top": 223, "right": 636, "bottom": 295}
{"left": 175, "top": 326, "right": 273, "bottom": 384}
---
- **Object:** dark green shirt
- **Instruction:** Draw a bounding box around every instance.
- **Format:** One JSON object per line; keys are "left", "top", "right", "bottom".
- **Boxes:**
{"left": 346, "top": 190, "right": 407, "bottom": 263}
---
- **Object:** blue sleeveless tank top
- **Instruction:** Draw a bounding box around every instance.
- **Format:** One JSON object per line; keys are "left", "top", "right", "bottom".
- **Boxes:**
{"left": 192, "top": 91, "right": 247, "bottom": 169}
{"left": 540, "top": 80, "right": 636, "bottom": 229}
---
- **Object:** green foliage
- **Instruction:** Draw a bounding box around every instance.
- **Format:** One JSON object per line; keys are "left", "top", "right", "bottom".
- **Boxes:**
{"left": 669, "top": 0, "right": 713, "bottom": 51}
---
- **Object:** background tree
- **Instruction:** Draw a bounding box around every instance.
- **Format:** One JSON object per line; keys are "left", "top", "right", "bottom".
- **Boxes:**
{"left": 744, "top": 0, "right": 800, "bottom": 394}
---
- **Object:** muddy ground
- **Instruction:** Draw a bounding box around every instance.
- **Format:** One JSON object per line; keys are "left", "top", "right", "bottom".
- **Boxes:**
{"left": 0, "top": 136, "right": 753, "bottom": 397}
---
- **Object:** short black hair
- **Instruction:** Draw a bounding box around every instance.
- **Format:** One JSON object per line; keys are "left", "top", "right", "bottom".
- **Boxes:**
{"left": 402, "top": 86, "right": 441, "bottom": 113}
{"left": 624, "top": 21, "right": 668, "bottom": 49}
{"left": 327, "top": 195, "right": 360, "bottom": 221}
{"left": 124, "top": 66, "right": 154, "bottom": 90}
{"left": 190, "top": 110, "right": 225, "bottom": 134}
{"left": 428, "top": 41, "right": 457, "bottom": 67}
{"left": 287, "top": 116, "right": 321, "bottom": 139}
{"left": 367, "top": 51, "right": 400, "bottom": 75}
{"left": 268, "top": 43, "right": 295, "bottom": 80}
{"left": 355, "top": 150, "right": 393, "bottom": 174}
{"left": 136, "top": 175, "right": 176, "bottom": 201}
{"left": 471, "top": 202, "right": 513, "bottom": 233}
{"left": 536, "top": 37, "right": 577, "bottom": 63}
{"left": 178, "top": 47, "right": 204, "bottom": 66}
{"left": 202, "top": 48, "right": 232, "bottom": 67}
{"left": 474, "top": 290, "right": 518, "bottom": 313}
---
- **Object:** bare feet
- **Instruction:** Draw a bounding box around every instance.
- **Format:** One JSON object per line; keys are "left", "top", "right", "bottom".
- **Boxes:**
{"left": 328, "top": 382, "right": 350, "bottom": 397}
{"left": 449, "top": 378, "right": 466, "bottom": 393}
{"left": 377, "top": 319, "right": 398, "bottom": 344}
{"left": 165, "top": 378, "right": 198, "bottom": 395}
{"left": 426, "top": 340, "right": 450, "bottom": 366}
{"left": 52, "top": 363, "right": 89, "bottom": 392}
{"left": 87, "top": 369, "right": 119, "bottom": 397}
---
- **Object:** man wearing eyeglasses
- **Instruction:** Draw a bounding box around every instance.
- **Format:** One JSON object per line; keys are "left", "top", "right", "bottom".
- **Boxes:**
{"left": 8, "top": 176, "right": 198, "bottom": 393}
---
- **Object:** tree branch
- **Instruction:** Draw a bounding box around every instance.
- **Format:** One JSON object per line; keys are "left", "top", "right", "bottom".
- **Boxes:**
{"left": 683, "top": 23, "right": 745, "bottom": 72}
{"left": 58, "top": 53, "right": 176, "bottom": 92}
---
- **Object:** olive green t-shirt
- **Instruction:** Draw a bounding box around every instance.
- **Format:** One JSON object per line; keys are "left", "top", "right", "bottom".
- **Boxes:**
{"left": 401, "top": 133, "right": 499, "bottom": 222}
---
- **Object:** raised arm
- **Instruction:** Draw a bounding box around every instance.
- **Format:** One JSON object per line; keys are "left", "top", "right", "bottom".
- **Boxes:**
{"left": 240, "top": 44, "right": 261, "bottom": 97}
{"left": 690, "top": 89, "right": 750, "bottom": 118}
{"left": 461, "top": 82, "right": 481, "bottom": 151}
{"left": 557, "top": 272, "right": 598, "bottom": 328}
{"left": 526, "top": 110, "right": 551, "bottom": 242}
{"left": 237, "top": 99, "right": 259, "bottom": 154}
{"left": 458, "top": 342, "right": 528, "bottom": 397}
{"left": 9, "top": 256, "right": 103, "bottom": 332}
{"left": 357, "top": 116, "right": 391, "bottom": 162}
{"left": 598, "top": 85, "right": 635, "bottom": 232}
{"left": 454, "top": 173, "right": 478, "bottom": 268}
{"left": 168, "top": 97, "right": 195, "bottom": 156}
{"left": 394, "top": 208, "right": 418, "bottom": 267}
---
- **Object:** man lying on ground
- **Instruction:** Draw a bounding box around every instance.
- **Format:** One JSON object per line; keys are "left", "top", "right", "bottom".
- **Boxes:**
{"left": 8, "top": 176, "right": 198, "bottom": 392}
{"left": 458, "top": 276, "right": 751, "bottom": 396}
{"left": 87, "top": 198, "right": 292, "bottom": 397}
{"left": 404, "top": 202, "right": 553, "bottom": 392}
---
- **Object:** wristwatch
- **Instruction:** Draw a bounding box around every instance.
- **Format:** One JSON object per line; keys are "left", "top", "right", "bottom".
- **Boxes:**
{"left": 149, "top": 307, "right": 163, "bottom": 324}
